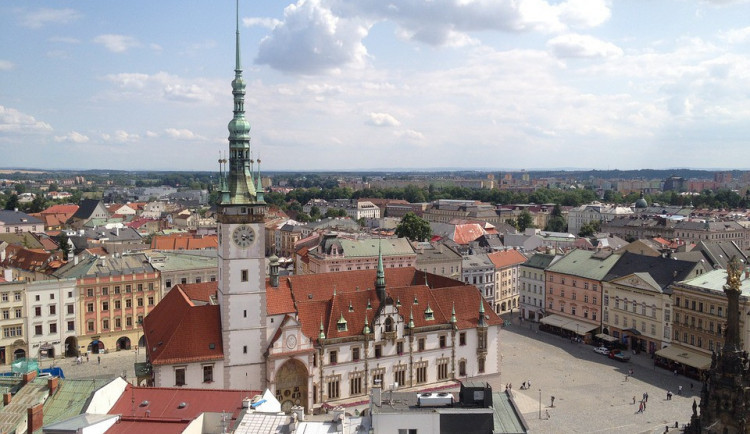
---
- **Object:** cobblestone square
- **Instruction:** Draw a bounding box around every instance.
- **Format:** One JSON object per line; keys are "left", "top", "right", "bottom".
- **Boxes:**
{"left": 491, "top": 318, "right": 696, "bottom": 433}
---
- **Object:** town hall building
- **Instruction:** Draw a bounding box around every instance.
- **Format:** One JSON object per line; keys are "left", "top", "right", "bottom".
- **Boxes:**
{"left": 142, "top": 3, "right": 503, "bottom": 413}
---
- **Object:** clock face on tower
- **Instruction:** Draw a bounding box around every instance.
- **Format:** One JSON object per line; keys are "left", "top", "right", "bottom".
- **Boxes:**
{"left": 232, "top": 225, "right": 255, "bottom": 248}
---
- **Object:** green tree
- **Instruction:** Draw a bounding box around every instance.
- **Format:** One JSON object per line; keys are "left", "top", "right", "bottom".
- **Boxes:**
{"left": 14, "top": 183, "right": 26, "bottom": 194}
{"left": 578, "top": 220, "right": 601, "bottom": 237}
{"left": 28, "top": 194, "right": 47, "bottom": 213}
{"left": 56, "top": 232, "right": 71, "bottom": 259}
{"left": 395, "top": 212, "right": 431, "bottom": 242}
{"left": 4, "top": 194, "right": 19, "bottom": 210}
{"left": 517, "top": 210, "right": 535, "bottom": 232}
{"left": 309, "top": 206, "right": 321, "bottom": 220}
{"left": 48, "top": 183, "right": 59, "bottom": 192}
{"left": 545, "top": 204, "right": 567, "bottom": 232}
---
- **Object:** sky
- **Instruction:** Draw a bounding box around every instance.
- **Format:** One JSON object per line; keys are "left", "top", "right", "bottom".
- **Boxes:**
{"left": 2, "top": 0, "right": 750, "bottom": 172}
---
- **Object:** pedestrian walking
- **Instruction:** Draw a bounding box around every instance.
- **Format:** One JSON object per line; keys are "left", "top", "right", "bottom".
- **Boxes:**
{"left": 642, "top": 392, "right": 646, "bottom": 401}
{"left": 674, "top": 369, "right": 678, "bottom": 376}
{"left": 645, "top": 392, "right": 649, "bottom": 402}
{"left": 545, "top": 410, "right": 550, "bottom": 419}
{"left": 690, "top": 382, "right": 694, "bottom": 390}
{"left": 527, "top": 379, "right": 531, "bottom": 389}
{"left": 632, "top": 396, "right": 636, "bottom": 404}
{"left": 551, "top": 396, "right": 555, "bottom": 407}
{"left": 97, "top": 355, "right": 101, "bottom": 365}
{"left": 667, "top": 391, "right": 672, "bottom": 400}
{"left": 678, "top": 385, "right": 683, "bottom": 395}
{"left": 86, "top": 354, "right": 89, "bottom": 363}
{"left": 638, "top": 402, "right": 644, "bottom": 413}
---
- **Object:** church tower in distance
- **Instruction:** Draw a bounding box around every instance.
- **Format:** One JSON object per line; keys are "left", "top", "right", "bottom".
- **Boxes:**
{"left": 216, "top": 0, "right": 268, "bottom": 391}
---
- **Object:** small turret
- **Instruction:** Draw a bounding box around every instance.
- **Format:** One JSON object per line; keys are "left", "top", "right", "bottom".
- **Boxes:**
{"left": 478, "top": 298, "right": 487, "bottom": 328}
{"left": 319, "top": 318, "right": 326, "bottom": 341}
{"left": 451, "top": 302, "right": 457, "bottom": 325}
{"left": 363, "top": 316, "right": 371, "bottom": 335}
{"left": 375, "top": 241, "right": 386, "bottom": 304}
{"left": 269, "top": 255, "right": 279, "bottom": 288}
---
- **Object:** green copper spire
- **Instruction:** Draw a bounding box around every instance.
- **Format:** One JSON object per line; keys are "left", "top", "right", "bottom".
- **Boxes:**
{"left": 319, "top": 317, "right": 326, "bottom": 340}
{"left": 408, "top": 307, "right": 415, "bottom": 329}
{"left": 478, "top": 298, "right": 487, "bottom": 327}
{"left": 375, "top": 239, "right": 386, "bottom": 303}
{"left": 451, "top": 302, "right": 456, "bottom": 324}
{"left": 363, "top": 316, "right": 371, "bottom": 334}
{"left": 221, "top": 0, "right": 259, "bottom": 206}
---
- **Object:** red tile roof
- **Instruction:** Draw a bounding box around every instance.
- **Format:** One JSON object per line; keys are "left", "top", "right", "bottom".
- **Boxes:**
{"left": 0, "top": 246, "right": 63, "bottom": 273}
{"left": 151, "top": 234, "right": 218, "bottom": 250}
{"left": 40, "top": 204, "right": 79, "bottom": 216}
{"left": 290, "top": 268, "right": 503, "bottom": 340}
{"left": 452, "top": 223, "right": 487, "bottom": 245}
{"left": 107, "top": 385, "right": 261, "bottom": 434}
{"left": 143, "top": 284, "right": 223, "bottom": 365}
{"left": 180, "top": 281, "right": 217, "bottom": 303}
{"left": 487, "top": 249, "right": 527, "bottom": 269}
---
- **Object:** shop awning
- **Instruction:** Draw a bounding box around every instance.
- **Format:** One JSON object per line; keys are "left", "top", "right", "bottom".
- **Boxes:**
{"left": 560, "top": 319, "right": 598, "bottom": 335}
{"left": 595, "top": 333, "right": 618, "bottom": 343}
{"left": 655, "top": 345, "right": 711, "bottom": 370}
{"left": 539, "top": 314, "right": 569, "bottom": 328}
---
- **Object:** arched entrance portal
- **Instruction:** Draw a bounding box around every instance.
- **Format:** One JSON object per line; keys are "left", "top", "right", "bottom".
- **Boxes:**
{"left": 65, "top": 336, "right": 79, "bottom": 357}
{"left": 117, "top": 337, "right": 131, "bottom": 351}
{"left": 88, "top": 340, "right": 104, "bottom": 354}
{"left": 138, "top": 335, "right": 146, "bottom": 348}
{"left": 13, "top": 349, "right": 25, "bottom": 360}
{"left": 274, "top": 359, "right": 308, "bottom": 413}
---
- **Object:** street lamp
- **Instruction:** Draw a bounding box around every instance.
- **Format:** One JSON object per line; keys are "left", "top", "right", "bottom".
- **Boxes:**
{"left": 538, "top": 389, "right": 542, "bottom": 419}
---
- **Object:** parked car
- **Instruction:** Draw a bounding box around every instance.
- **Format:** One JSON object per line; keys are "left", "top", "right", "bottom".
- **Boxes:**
{"left": 609, "top": 350, "right": 631, "bottom": 362}
{"left": 593, "top": 346, "right": 609, "bottom": 355}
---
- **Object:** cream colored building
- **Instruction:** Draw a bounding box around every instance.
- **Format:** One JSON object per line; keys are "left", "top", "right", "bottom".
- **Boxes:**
{"left": 0, "top": 281, "right": 27, "bottom": 364}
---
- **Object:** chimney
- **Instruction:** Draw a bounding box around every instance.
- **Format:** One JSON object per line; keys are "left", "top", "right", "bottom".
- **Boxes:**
{"left": 22, "top": 370, "right": 37, "bottom": 385}
{"left": 48, "top": 377, "right": 59, "bottom": 395}
{"left": 27, "top": 403, "right": 44, "bottom": 433}
{"left": 3, "top": 393, "right": 11, "bottom": 405}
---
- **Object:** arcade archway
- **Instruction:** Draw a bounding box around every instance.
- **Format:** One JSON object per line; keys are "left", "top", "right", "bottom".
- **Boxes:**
{"left": 274, "top": 359, "right": 308, "bottom": 413}
{"left": 13, "top": 349, "right": 25, "bottom": 360}
{"left": 65, "top": 336, "right": 78, "bottom": 357}
{"left": 117, "top": 337, "right": 131, "bottom": 350}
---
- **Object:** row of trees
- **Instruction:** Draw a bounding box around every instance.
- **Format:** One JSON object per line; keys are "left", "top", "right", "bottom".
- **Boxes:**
{"left": 603, "top": 189, "right": 750, "bottom": 209}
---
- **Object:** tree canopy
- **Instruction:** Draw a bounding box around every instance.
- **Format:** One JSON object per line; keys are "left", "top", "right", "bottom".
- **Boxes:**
{"left": 395, "top": 212, "right": 431, "bottom": 242}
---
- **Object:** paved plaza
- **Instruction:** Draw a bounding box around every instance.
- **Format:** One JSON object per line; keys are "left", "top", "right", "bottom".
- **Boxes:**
{"left": 31, "top": 347, "right": 146, "bottom": 382}
{"left": 5, "top": 320, "right": 700, "bottom": 433}
{"left": 494, "top": 317, "right": 696, "bottom": 433}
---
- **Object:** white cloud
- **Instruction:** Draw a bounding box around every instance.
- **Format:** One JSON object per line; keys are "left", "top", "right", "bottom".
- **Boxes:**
{"left": 20, "top": 8, "right": 81, "bottom": 29}
{"left": 164, "top": 128, "right": 204, "bottom": 140}
{"left": 720, "top": 26, "right": 750, "bottom": 43}
{"left": 54, "top": 131, "right": 90, "bottom": 143}
{"left": 397, "top": 129, "right": 425, "bottom": 140}
{"left": 101, "top": 72, "right": 218, "bottom": 104}
{"left": 547, "top": 33, "right": 623, "bottom": 58}
{"left": 101, "top": 130, "right": 140, "bottom": 143}
{"left": 145, "top": 130, "right": 159, "bottom": 138}
{"left": 150, "top": 43, "right": 163, "bottom": 52}
{"left": 558, "top": 0, "right": 611, "bottom": 28}
{"left": 366, "top": 112, "right": 401, "bottom": 127}
{"left": 93, "top": 34, "right": 139, "bottom": 53}
{"left": 244, "top": 17, "right": 282, "bottom": 29}
{"left": 0, "top": 60, "right": 14, "bottom": 71}
{"left": 255, "top": 0, "right": 370, "bottom": 73}
{"left": 0, "top": 105, "right": 52, "bottom": 135}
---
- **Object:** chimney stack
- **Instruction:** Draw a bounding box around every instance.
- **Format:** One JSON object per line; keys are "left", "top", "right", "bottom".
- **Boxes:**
{"left": 3, "top": 393, "right": 11, "bottom": 405}
{"left": 48, "top": 377, "right": 59, "bottom": 396}
{"left": 27, "top": 403, "right": 44, "bottom": 433}
{"left": 22, "top": 370, "right": 37, "bottom": 385}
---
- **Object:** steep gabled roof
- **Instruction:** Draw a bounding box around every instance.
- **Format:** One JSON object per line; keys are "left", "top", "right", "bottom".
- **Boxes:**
{"left": 604, "top": 251, "right": 705, "bottom": 290}
{"left": 143, "top": 283, "right": 223, "bottom": 365}
{"left": 488, "top": 249, "right": 527, "bottom": 269}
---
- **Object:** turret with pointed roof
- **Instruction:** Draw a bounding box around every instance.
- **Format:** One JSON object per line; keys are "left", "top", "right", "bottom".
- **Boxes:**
{"left": 375, "top": 241, "right": 386, "bottom": 304}
{"left": 217, "top": 0, "right": 263, "bottom": 212}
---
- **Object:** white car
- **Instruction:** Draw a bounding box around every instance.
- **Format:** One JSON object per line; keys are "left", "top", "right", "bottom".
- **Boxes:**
{"left": 593, "top": 346, "right": 609, "bottom": 355}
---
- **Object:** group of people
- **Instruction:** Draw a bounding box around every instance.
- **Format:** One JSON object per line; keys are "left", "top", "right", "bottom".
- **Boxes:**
{"left": 636, "top": 392, "right": 649, "bottom": 413}
{"left": 520, "top": 379, "right": 532, "bottom": 390}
